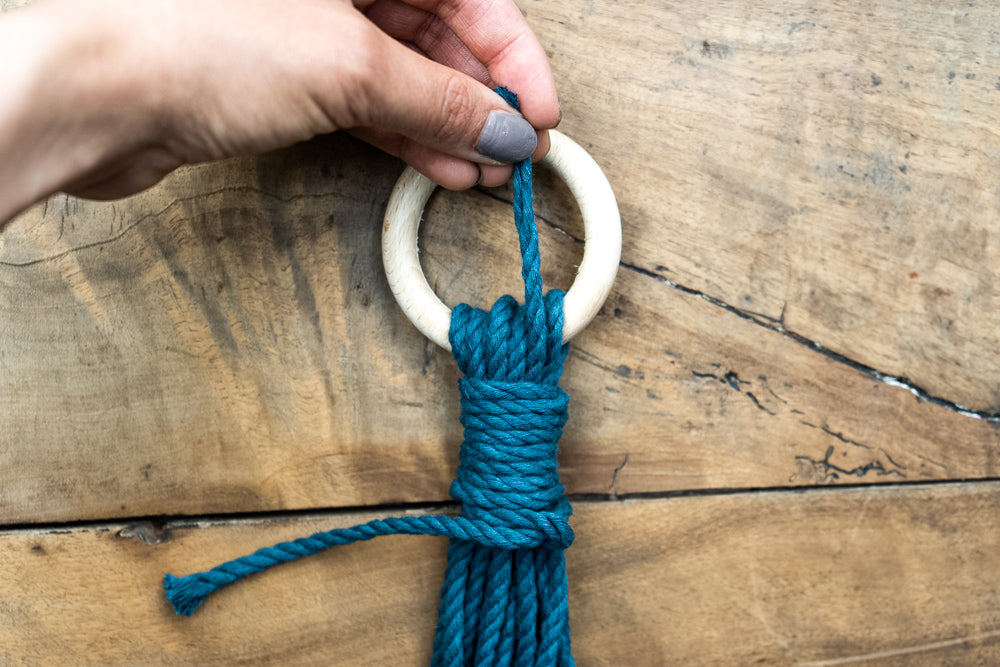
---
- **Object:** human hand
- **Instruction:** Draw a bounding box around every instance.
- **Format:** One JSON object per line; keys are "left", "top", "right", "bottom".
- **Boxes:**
{"left": 0, "top": 0, "right": 559, "bottom": 224}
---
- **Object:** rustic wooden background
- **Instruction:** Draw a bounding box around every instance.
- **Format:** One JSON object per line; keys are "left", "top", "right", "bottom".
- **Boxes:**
{"left": 3, "top": 0, "right": 1000, "bottom": 664}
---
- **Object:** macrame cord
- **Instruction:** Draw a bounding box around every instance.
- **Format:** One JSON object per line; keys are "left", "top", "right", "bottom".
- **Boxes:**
{"left": 164, "top": 88, "right": 576, "bottom": 666}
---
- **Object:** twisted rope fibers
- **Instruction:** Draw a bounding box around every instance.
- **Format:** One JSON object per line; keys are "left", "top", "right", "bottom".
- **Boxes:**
{"left": 164, "top": 88, "right": 576, "bottom": 666}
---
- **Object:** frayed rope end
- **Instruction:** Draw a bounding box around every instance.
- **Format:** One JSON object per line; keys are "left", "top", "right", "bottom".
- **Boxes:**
{"left": 164, "top": 573, "right": 216, "bottom": 617}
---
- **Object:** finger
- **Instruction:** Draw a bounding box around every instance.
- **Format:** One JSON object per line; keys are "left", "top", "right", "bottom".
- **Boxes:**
{"left": 60, "top": 147, "right": 182, "bottom": 201}
{"left": 357, "top": 34, "right": 539, "bottom": 165}
{"left": 532, "top": 128, "right": 550, "bottom": 162}
{"left": 354, "top": 125, "right": 514, "bottom": 188}
{"left": 363, "top": 0, "right": 491, "bottom": 87}
{"left": 477, "top": 163, "right": 513, "bottom": 187}
{"left": 382, "top": 0, "right": 559, "bottom": 129}
{"left": 350, "top": 127, "right": 480, "bottom": 190}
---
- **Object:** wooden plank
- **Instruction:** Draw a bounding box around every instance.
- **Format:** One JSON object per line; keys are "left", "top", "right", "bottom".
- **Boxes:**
{"left": 3, "top": 144, "right": 997, "bottom": 522}
{"left": 4, "top": 0, "right": 1000, "bottom": 523}
{"left": 3, "top": 483, "right": 1000, "bottom": 665}
{"left": 537, "top": 0, "right": 1000, "bottom": 412}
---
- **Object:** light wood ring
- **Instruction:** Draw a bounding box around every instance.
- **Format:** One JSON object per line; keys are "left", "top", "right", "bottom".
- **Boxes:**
{"left": 382, "top": 129, "right": 621, "bottom": 352}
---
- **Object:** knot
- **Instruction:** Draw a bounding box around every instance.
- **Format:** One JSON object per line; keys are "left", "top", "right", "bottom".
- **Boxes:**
{"left": 452, "top": 376, "right": 573, "bottom": 550}
{"left": 450, "top": 293, "right": 568, "bottom": 384}
{"left": 448, "top": 287, "right": 573, "bottom": 551}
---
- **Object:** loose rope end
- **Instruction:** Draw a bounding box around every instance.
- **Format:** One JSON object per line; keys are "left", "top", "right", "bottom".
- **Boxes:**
{"left": 164, "top": 572, "right": 216, "bottom": 617}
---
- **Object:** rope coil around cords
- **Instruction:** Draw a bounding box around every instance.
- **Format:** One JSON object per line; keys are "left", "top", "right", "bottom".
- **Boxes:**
{"left": 164, "top": 88, "right": 577, "bottom": 665}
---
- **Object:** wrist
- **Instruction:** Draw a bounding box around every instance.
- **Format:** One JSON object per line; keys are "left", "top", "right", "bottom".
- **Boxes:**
{"left": 0, "top": 7, "right": 59, "bottom": 224}
{"left": 0, "top": 0, "right": 169, "bottom": 225}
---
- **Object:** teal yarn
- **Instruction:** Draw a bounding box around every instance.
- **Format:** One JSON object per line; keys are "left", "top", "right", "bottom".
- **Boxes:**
{"left": 164, "top": 87, "right": 576, "bottom": 666}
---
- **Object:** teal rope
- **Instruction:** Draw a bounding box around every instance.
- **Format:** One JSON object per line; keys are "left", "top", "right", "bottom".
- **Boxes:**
{"left": 164, "top": 88, "right": 575, "bottom": 666}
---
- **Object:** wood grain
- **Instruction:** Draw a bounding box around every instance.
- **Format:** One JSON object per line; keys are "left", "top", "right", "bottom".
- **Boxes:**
{"left": 538, "top": 0, "right": 1000, "bottom": 411}
{"left": 3, "top": 0, "right": 1000, "bottom": 524}
{"left": 3, "top": 483, "right": 999, "bottom": 665}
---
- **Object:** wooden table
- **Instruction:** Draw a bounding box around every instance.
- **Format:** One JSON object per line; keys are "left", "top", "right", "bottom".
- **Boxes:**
{"left": 3, "top": 0, "right": 1000, "bottom": 664}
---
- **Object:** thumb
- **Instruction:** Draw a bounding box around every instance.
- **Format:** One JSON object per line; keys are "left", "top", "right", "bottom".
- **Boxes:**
{"left": 358, "top": 34, "right": 538, "bottom": 165}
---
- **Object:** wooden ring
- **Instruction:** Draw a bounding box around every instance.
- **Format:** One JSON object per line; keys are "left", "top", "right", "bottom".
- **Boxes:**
{"left": 382, "top": 129, "right": 621, "bottom": 351}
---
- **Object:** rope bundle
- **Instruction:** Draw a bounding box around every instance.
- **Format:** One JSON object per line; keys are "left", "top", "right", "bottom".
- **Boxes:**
{"left": 164, "top": 88, "right": 576, "bottom": 665}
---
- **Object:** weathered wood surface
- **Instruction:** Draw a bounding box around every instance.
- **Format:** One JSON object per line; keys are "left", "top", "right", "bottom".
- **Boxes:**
{"left": 5, "top": 2, "right": 1000, "bottom": 663}
{"left": 3, "top": 483, "right": 1000, "bottom": 665}
{"left": 3, "top": 0, "right": 1000, "bottom": 524}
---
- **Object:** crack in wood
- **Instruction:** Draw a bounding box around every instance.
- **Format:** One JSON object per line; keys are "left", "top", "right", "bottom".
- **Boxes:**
{"left": 795, "top": 445, "right": 906, "bottom": 483}
{"left": 8, "top": 477, "right": 1000, "bottom": 534}
{"left": 0, "top": 186, "right": 346, "bottom": 268}
{"left": 799, "top": 421, "right": 874, "bottom": 452}
{"left": 693, "top": 369, "right": 778, "bottom": 416}
{"left": 618, "top": 263, "right": 1000, "bottom": 424}
{"left": 472, "top": 187, "right": 996, "bottom": 423}
{"left": 609, "top": 453, "right": 630, "bottom": 498}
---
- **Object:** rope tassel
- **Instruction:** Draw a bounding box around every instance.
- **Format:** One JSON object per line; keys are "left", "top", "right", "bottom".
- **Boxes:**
{"left": 164, "top": 88, "right": 577, "bottom": 665}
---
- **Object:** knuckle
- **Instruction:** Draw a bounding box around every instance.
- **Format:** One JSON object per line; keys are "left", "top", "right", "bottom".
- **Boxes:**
{"left": 414, "top": 13, "right": 448, "bottom": 51}
{"left": 343, "top": 22, "right": 388, "bottom": 127}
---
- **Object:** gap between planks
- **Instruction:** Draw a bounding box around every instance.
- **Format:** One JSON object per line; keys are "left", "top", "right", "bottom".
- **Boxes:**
{"left": 4, "top": 477, "right": 1000, "bottom": 536}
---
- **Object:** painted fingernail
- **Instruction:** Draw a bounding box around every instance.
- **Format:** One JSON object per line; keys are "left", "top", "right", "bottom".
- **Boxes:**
{"left": 475, "top": 110, "right": 537, "bottom": 163}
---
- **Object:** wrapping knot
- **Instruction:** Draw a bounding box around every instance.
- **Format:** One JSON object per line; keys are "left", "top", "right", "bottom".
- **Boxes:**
{"left": 451, "top": 376, "right": 573, "bottom": 550}
{"left": 448, "top": 290, "right": 573, "bottom": 551}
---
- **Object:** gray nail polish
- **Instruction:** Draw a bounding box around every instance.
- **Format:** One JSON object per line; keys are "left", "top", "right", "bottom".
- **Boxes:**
{"left": 475, "top": 111, "right": 537, "bottom": 163}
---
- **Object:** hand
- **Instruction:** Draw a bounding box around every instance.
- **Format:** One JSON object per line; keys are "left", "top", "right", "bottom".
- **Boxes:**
{"left": 0, "top": 0, "right": 559, "bottom": 224}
